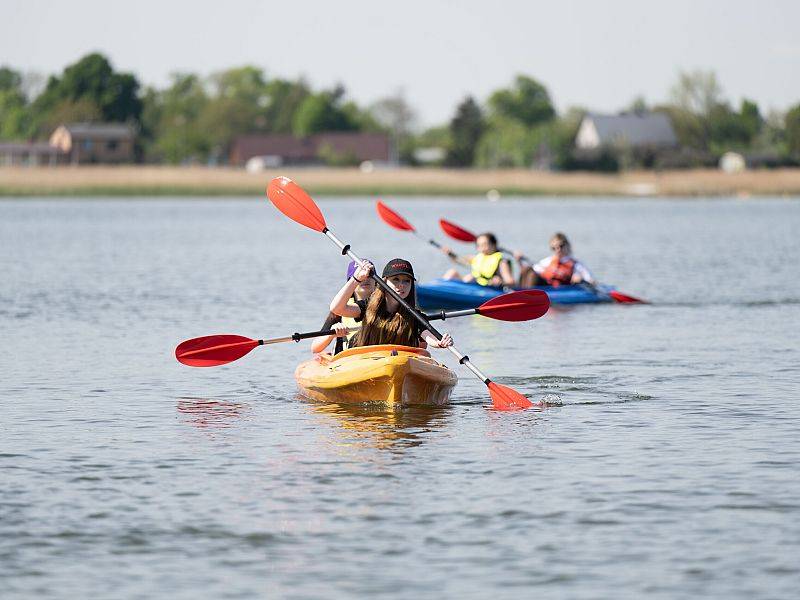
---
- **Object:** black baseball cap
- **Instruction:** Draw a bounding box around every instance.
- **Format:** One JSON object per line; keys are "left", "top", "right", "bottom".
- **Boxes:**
{"left": 382, "top": 258, "right": 415, "bottom": 280}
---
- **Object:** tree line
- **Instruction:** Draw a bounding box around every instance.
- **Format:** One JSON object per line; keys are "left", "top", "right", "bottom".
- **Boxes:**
{"left": 1, "top": 52, "right": 799, "bottom": 169}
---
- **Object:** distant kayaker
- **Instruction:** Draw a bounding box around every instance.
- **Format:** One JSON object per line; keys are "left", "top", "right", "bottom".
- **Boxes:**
{"left": 311, "top": 260, "right": 376, "bottom": 355}
{"left": 350, "top": 258, "right": 453, "bottom": 349}
{"left": 440, "top": 232, "right": 515, "bottom": 287}
{"left": 515, "top": 232, "right": 596, "bottom": 287}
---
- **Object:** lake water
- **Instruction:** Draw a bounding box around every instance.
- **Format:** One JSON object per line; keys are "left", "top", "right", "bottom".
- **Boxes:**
{"left": 2, "top": 196, "right": 799, "bottom": 599}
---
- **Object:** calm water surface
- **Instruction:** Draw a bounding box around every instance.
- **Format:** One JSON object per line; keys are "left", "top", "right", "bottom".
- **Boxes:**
{"left": 2, "top": 196, "right": 799, "bottom": 599}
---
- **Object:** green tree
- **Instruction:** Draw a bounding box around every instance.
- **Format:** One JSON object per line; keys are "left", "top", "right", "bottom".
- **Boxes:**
{"left": 32, "top": 53, "right": 142, "bottom": 130}
{"left": 262, "top": 78, "right": 310, "bottom": 133}
{"left": 0, "top": 66, "right": 31, "bottom": 139}
{"left": 739, "top": 99, "right": 762, "bottom": 141}
{"left": 42, "top": 97, "right": 103, "bottom": 132}
{"left": 785, "top": 104, "right": 800, "bottom": 159}
{"left": 445, "top": 96, "right": 484, "bottom": 167}
{"left": 142, "top": 73, "right": 210, "bottom": 163}
{"left": 706, "top": 99, "right": 764, "bottom": 152}
{"left": 0, "top": 67, "right": 23, "bottom": 93}
{"left": 475, "top": 116, "right": 531, "bottom": 167}
{"left": 656, "top": 104, "right": 707, "bottom": 150}
{"left": 670, "top": 70, "right": 723, "bottom": 117}
{"left": 487, "top": 75, "right": 555, "bottom": 128}
{"left": 628, "top": 96, "right": 649, "bottom": 113}
{"left": 292, "top": 85, "right": 359, "bottom": 136}
{"left": 199, "top": 66, "right": 271, "bottom": 159}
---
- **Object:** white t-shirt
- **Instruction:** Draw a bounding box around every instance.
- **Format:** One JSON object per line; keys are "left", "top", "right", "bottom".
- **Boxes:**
{"left": 532, "top": 255, "right": 595, "bottom": 284}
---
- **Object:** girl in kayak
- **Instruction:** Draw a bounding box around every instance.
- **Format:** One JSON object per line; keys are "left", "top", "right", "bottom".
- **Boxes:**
{"left": 515, "top": 232, "right": 596, "bottom": 287}
{"left": 440, "top": 232, "right": 515, "bottom": 287}
{"left": 350, "top": 258, "right": 453, "bottom": 349}
{"left": 311, "top": 260, "right": 376, "bottom": 355}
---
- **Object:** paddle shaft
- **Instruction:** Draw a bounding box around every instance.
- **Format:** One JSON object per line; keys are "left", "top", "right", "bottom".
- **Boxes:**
{"left": 178, "top": 328, "right": 360, "bottom": 360}
{"left": 413, "top": 231, "right": 458, "bottom": 260}
{"left": 499, "top": 246, "right": 531, "bottom": 264}
{"left": 322, "top": 229, "right": 493, "bottom": 384}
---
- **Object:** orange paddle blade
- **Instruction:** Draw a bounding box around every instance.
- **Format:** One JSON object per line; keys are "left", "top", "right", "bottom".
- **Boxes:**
{"left": 376, "top": 201, "right": 416, "bottom": 232}
{"left": 609, "top": 290, "right": 648, "bottom": 304}
{"left": 266, "top": 176, "right": 327, "bottom": 232}
{"left": 488, "top": 382, "right": 534, "bottom": 411}
{"left": 439, "top": 219, "right": 477, "bottom": 242}
{"left": 176, "top": 335, "right": 260, "bottom": 367}
{"left": 478, "top": 290, "right": 550, "bottom": 321}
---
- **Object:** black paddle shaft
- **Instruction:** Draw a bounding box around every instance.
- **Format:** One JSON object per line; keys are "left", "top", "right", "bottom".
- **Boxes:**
{"left": 416, "top": 232, "right": 457, "bottom": 259}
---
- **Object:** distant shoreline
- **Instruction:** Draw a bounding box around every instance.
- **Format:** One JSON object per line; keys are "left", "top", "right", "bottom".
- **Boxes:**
{"left": 2, "top": 166, "right": 800, "bottom": 198}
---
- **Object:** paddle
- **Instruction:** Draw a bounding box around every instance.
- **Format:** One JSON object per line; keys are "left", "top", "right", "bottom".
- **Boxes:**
{"left": 440, "top": 218, "right": 647, "bottom": 304}
{"left": 439, "top": 218, "right": 530, "bottom": 262}
{"left": 376, "top": 201, "right": 458, "bottom": 260}
{"left": 176, "top": 290, "right": 550, "bottom": 368}
{"left": 426, "top": 289, "right": 549, "bottom": 322}
{"left": 267, "top": 176, "right": 534, "bottom": 411}
{"left": 176, "top": 330, "right": 356, "bottom": 367}
{"left": 581, "top": 282, "right": 648, "bottom": 304}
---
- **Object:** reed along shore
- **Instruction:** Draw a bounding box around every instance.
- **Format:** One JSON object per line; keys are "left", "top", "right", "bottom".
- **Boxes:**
{"left": 2, "top": 166, "right": 800, "bottom": 197}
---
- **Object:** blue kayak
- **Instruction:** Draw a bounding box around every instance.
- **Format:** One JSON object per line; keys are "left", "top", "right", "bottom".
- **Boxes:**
{"left": 417, "top": 278, "right": 618, "bottom": 309}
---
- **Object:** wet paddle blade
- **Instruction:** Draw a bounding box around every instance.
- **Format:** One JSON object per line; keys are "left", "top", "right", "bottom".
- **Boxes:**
{"left": 266, "top": 176, "right": 327, "bottom": 232}
{"left": 488, "top": 382, "right": 534, "bottom": 411}
{"left": 176, "top": 335, "right": 260, "bottom": 367}
{"left": 477, "top": 290, "right": 550, "bottom": 321}
{"left": 608, "top": 290, "right": 648, "bottom": 304}
{"left": 439, "top": 219, "right": 477, "bottom": 242}
{"left": 376, "top": 201, "right": 416, "bottom": 232}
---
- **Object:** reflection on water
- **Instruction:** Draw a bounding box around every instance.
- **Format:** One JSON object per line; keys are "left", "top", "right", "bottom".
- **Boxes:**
{"left": 303, "top": 395, "right": 451, "bottom": 451}
{"left": 176, "top": 397, "right": 250, "bottom": 428}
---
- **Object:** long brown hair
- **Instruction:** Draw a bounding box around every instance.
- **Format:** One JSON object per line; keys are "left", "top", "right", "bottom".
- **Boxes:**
{"left": 351, "top": 281, "right": 418, "bottom": 348}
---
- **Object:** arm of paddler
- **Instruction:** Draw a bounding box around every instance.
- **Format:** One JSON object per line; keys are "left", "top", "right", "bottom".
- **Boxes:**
{"left": 571, "top": 261, "right": 596, "bottom": 284}
{"left": 420, "top": 330, "right": 453, "bottom": 349}
{"left": 440, "top": 246, "right": 472, "bottom": 267}
{"left": 310, "top": 321, "right": 350, "bottom": 354}
{"left": 330, "top": 261, "right": 373, "bottom": 317}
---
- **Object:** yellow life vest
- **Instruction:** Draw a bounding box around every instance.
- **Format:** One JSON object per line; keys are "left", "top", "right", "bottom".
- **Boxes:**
{"left": 341, "top": 299, "right": 363, "bottom": 348}
{"left": 471, "top": 252, "right": 504, "bottom": 286}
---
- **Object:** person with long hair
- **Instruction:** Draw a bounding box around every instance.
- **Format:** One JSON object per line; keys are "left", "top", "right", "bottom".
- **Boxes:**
{"left": 515, "top": 232, "right": 596, "bottom": 288}
{"left": 311, "top": 260, "right": 376, "bottom": 354}
{"left": 350, "top": 258, "right": 453, "bottom": 350}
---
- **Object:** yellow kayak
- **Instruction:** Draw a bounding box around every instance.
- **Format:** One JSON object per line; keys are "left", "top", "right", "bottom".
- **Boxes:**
{"left": 295, "top": 344, "right": 458, "bottom": 407}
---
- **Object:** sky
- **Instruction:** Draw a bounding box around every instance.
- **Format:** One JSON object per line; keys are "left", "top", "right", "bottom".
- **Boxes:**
{"left": 2, "top": 0, "right": 799, "bottom": 127}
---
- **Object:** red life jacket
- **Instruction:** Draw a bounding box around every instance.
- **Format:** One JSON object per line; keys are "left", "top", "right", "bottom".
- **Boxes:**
{"left": 541, "top": 257, "right": 575, "bottom": 286}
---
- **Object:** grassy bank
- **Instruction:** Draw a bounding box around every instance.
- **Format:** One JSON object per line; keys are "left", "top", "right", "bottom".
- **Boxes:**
{"left": 2, "top": 166, "right": 800, "bottom": 197}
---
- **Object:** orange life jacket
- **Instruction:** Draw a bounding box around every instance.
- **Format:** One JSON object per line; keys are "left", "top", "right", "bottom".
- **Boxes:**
{"left": 541, "top": 257, "right": 574, "bottom": 286}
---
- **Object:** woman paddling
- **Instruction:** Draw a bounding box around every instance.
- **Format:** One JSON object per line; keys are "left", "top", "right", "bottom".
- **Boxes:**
{"left": 350, "top": 258, "right": 453, "bottom": 350}
{"left": 311, "top": 260, "right": 376, "bottom": 354}
{"left": 440, "top": 232, "right": 515, "bottom": 287}
{"left": 515, "top": 232, "right": 596, "bottom": 288}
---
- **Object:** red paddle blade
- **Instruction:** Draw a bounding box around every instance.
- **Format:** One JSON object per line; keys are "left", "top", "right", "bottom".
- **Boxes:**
{"left": 478, "top": 290, "right": 550, "bottom": 321}
{"left": 439, "top": 219, "right": 477, "bottom": 243}
{"left": 488, "top": 382, "right": 534, "bottom": 411}
{"left": 609, "top": 290, "right": 647, "bottom": 304}
{"left": 175, "top": 335, "right": 260, "bottom": 367}
{"left": 376, "top": 201, "right": 416, "bottom": 232}
{"left": 266, "top": 176, "right": 327, "bottom": 232}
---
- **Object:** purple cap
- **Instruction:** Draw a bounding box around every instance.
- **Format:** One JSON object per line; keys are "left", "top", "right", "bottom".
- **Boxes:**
{"left": 346, "top": 259, "right": 373, "bottom": 281}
